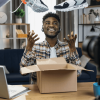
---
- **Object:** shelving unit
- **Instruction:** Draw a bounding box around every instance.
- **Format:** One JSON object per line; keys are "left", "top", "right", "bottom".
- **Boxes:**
{"left": 79, "top": 23, "right": 100, "bottom": 25}
{"left": 0, "top": 23, "right": 30, "bottom": 49}
{"left": 78, "top": 5, "right": 100, "bottom": 60}
{"left": 78, "top": 5, "right": 100, "bottom": 47}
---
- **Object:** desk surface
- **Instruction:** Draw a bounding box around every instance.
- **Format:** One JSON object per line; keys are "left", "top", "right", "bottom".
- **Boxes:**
{"left": 0, "top": 82, "right": 95, "bottom": 100}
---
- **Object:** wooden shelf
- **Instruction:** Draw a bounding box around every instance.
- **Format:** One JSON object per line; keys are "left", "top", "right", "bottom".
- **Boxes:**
{"left": 0, "top": 23, "right": 30, "bottom": 49}
{"left": 0, "top": 38, "right": 14, "bottom": 39}
{"left": 79, "top": 23, "right": 100, "bottom": 25}
{"left": 86, "top": 5, "right": 100, "bottom": 8}
{"left": 0, "top": 38, "right": 27, "bottom": 39}
{"left": 0, "top": 23, "right": 30, "bottom": 25}
{"left": 16, "top": 38, "right": 27, "bottom": 39}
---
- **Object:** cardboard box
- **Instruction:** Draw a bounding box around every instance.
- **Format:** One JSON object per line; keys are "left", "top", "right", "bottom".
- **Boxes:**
{"left": 17, "top": 34, "right": 27, "bottom": 38}
{"left": 16, "top": 29, "right": 27, "bottom": 38}
{"left": 21, "top": 57, "right": 93, "bottom": 93}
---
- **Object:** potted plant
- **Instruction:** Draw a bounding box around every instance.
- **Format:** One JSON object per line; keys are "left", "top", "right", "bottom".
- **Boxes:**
{"left": 89, "top": 9, "right": 99, "bottom": 23}
{"left": 14, "top": 8, "right": 25, "bottom": 23}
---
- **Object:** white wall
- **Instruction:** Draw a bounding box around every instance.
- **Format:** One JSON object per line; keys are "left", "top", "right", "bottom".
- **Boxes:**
{"left": 0, "top": 2, "right": 11, "bottom": 49}
{"left": 28, "top": 0, "right": 56, "bottom": 43}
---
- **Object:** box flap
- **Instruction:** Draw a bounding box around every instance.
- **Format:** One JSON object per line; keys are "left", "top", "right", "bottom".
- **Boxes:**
{"left": 67, "top": 63, "right": 94, "bottom": 72}
{"left": 36, "top": 57, "right": 67, "bottom": 70}
{"left": 21, "top": 57, "right": 94, "bottom": 75}
{"left": 37, "top": 57, "right": 67, "bottom": 65}
{"left": 20, "top": 65, "right": 40, "bottom": 74}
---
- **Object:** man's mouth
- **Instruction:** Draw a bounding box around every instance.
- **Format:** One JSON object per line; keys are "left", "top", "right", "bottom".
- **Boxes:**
{"left": 48, "top": 28, "right": 55, "bottom": 32}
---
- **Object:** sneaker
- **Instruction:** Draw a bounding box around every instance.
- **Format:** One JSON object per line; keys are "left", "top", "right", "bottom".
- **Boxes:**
{"left": 54, "top": 0, "right": 88, "bottom": 12}
{"left": 26, "top": 0, "right": 49, "bottom": 12}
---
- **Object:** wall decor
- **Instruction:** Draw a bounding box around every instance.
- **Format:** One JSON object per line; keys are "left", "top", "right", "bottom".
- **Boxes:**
{"left": 0, "top": 12, "right": 7, "bottom": 24}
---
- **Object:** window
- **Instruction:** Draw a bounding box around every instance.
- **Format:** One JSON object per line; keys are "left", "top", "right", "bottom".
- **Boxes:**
{"left": 28, "top": 0, "right": 56, "bottom": 43}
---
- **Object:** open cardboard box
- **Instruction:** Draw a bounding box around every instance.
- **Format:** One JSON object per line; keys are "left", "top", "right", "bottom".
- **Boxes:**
{"left": 21, "top": 57, "right": 94, "bottom": 93}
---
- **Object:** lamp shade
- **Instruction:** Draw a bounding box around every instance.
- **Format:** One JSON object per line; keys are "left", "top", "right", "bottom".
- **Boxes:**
{"left": 0, "top": 0, "right": 10, "bottom": 8}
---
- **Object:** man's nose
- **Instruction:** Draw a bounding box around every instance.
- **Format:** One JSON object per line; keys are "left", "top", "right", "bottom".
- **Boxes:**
{"left": 49, "top": 23, "right": 54, "bottom": 27}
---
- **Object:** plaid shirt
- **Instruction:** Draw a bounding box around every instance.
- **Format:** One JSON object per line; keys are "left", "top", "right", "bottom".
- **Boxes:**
{"left": 20, "top": 39, "right": 81, "bottom": 83}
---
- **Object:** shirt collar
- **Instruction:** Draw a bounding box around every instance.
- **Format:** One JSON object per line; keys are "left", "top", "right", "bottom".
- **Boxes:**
{"left": 44, "top": 39, "right": 60, "bottom": 49}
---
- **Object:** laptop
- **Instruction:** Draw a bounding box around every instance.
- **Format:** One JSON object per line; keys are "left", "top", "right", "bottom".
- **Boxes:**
{"left": 0, "top": 65, "right": 31, "bottom": 99}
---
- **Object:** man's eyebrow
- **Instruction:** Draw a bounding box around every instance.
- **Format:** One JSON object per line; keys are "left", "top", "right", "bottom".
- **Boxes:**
{"left": 53, "top": 21, "right": 58, "bottom": 23}
{"left": 45, "top": 21, "right": 50, "bottom": 22}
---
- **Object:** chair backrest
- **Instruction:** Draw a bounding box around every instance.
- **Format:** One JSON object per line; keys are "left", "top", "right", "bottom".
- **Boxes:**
{"left": 76, "top": 48, "right": 82, "bottom": 58}
{"left": 0, "top": 49, "right": 24, "bottom": 73}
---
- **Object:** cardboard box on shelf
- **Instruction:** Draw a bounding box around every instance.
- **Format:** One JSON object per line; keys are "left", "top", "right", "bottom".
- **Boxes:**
{"left": 17, "top": 34, "right": 27, "bottom": 38}
{"left": 16, "top": 29, "right": 27, "bottom": 38}
{"left": 21, "top": 57, "right": 94, "bottom": 93}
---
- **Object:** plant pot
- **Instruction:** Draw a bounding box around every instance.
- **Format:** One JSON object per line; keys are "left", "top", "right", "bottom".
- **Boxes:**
{"left": 16, "top": 17, "right": 22, "bottom": 23}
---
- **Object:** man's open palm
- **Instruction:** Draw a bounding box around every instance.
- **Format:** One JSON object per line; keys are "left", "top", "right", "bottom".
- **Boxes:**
{"left": 26, "top": 30, "right": 40, "bottom": 51}
{"left": 64, "top": 31, "right": 77, "bottom": 52}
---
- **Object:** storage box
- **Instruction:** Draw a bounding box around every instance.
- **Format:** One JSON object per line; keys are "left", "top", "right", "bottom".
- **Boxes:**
{"left": 21, "top": 57, "right": 93, "bottom": 93}
{"left": 16, "top": 29, "right": 27, "bottom": 38}
{"left": 17, "top": 34, "right": 27, "bottom": 38}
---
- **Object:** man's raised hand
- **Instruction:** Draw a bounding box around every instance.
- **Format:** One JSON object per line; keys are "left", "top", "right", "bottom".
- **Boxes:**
{"left": 64, "top": 31, "right": 77, "bottom": 52}
{"left": 26, "top": 30, "right": 40, "bottom": 51}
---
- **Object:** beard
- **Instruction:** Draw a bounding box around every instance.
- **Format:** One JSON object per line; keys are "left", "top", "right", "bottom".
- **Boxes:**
{"left": 45, "top": 30, "right": 60, "bottom": 39}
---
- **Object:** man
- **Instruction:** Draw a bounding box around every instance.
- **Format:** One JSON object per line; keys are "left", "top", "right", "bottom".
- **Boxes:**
{"left": 20, "top": 12, "right": 81, "bottom": 84}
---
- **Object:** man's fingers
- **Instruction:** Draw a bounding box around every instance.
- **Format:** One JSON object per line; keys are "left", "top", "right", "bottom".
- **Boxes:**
{"left": 71, "top": 31, "right": 74, "bottom": 38}
{"left": 30, "top": 30, "right": 35, "bottom": 37}
{"left": 27, "top": 31, "right": 31, "bottom": 37}
{"left": 67, "top": 34, "right": 70, "bottom": 39}
{"left": 32, "top": 34, "right": 38, "bottom": 39}
{"left": 75, "top": 34, "right": 77, "bottom": 40}
{"left": 29, "top": 35, "right": 38, "bottom": 42}
{"left": 64, "top": 38, "right": 69, "bottom": 42}
{"left": 34, "top": 37, "right": 40, "bottom": 42}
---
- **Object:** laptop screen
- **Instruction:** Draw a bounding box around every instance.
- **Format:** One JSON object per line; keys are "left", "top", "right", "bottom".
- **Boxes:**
{"left": 0, "top": 66, "right": 9, "bottom": 99}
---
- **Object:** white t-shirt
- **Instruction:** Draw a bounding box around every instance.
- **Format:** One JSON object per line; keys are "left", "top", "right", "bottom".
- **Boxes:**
{"left": 50, "top": 47, "right": 57, "bottom": 58}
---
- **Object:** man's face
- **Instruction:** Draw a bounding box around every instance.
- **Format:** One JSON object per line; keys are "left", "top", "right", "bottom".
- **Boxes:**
{"left": 43, "top": 17, "right": 60, "bottom": 38}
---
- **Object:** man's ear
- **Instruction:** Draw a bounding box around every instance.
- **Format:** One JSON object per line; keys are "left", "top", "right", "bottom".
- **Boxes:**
{"left": 59, "top": 27, "right": 61, "bottom": 32}
{"left": 41, "top": 25, "right": 44, "bottom": 32}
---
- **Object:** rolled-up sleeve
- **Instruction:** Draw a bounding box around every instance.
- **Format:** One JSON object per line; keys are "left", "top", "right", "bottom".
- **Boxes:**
{"left": 20, "top": 47, "right": 36, "bottom": 68}
{"left": 69, "top": 49, "right": 82, "bottom": 76}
